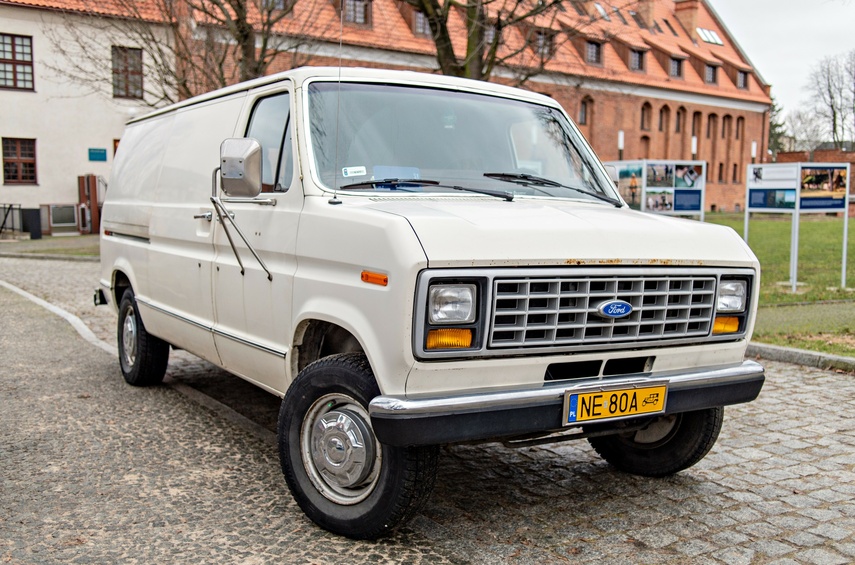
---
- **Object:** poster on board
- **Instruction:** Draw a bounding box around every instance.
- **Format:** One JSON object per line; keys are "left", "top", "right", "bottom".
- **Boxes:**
{"left": 799, "top": 167, "right": 847, "bottom": 210}
{"left": 613, "top": 162, "right": 644, "bottom": 210}
{"left": 746, "top": 164, "right": 798, "bottom": 210}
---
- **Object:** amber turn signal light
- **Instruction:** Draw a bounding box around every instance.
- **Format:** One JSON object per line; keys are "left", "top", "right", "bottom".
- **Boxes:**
{"left": 361, "top": 271, "right": 388, "bottom": 286}
{"left": 712, "top": 316, "right": 740, "bottom": 334}
{"left": 426, "top": 328, "right": 473, "bottom": 350}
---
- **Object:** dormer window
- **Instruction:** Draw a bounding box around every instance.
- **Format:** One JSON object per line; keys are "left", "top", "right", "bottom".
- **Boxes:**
{"left": 534, "top": 31, "right": 556, "bottom": 59}
{"left": 414, "top": 10, "right": 431, "bottom": 37}
{"left": 737, "top": 70, "right": 749, "bottom": 89}
{"left": 629, "top": 49, "right": 645, "bottom": 71}
{"left": 704, "top": 64, "right": 717, "bottom": 84}
{"left": 669, "top": 58, "right": 683, "bottom": 78}
{"left": 342, "top": 0, "right": 371, "bottom": 25}
{"left": 586, "top": 41, "right": 603, "bottom": 65}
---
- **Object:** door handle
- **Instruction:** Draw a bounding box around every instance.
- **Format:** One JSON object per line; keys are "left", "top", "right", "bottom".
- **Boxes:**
{"left": 194, "top": 211, "right": 213, "bottom": 221}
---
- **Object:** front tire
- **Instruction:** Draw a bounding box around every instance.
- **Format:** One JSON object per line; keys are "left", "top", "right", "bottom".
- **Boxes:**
{"left": 278, "top": 353, "right": 438, "bottom": 539}
{"left": 588, "top": 407, "right": 724, "bottom": 477}
{"left": 117, "top": 288, "right": 169, "bottom": 386}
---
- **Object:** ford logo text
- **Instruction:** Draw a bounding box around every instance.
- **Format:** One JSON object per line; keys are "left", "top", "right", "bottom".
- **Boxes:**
{"left": 597, "top": 300, "right": 633, "bottom": 319}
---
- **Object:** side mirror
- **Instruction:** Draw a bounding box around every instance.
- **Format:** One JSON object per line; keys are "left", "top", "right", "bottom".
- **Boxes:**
{"left": 605, "top": 165, "right": 619, "bottom": 187}
{"left": 220, "top": 138, "right": 262, "bottom": 198}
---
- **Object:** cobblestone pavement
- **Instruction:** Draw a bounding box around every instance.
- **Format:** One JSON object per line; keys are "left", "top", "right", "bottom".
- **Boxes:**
{"left": 2, "top": 256, "right": 855, "bottom": 564}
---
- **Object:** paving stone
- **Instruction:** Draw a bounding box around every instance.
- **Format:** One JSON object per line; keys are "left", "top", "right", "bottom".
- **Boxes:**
{"left": 2, "top": 256, "right": 855, "bottom": 563}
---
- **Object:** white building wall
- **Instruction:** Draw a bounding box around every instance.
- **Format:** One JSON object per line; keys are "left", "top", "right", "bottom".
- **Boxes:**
{"left": 0, "top": 5, "right": 157, "bottom": 226}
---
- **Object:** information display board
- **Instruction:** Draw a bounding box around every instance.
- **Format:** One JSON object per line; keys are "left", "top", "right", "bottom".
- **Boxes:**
{"left": 745, "top": 162, "right": 851, "bottom": 291}
{"left": 605, "top": 160, "right": 706, "bottom": 219}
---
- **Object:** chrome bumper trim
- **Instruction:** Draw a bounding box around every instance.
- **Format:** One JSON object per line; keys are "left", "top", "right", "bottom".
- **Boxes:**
{"left": 369, "top": 360, "right": 764, "bottom": 417}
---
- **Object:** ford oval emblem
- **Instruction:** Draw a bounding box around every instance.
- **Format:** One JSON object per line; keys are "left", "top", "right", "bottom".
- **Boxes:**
{"left": 597, "top": 300, "right": 633, "bottom": 319}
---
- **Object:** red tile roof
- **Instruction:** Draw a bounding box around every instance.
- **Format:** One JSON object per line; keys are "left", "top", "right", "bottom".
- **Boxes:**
{"left": 1, "top": 0, "right": 771, "bottom": 105}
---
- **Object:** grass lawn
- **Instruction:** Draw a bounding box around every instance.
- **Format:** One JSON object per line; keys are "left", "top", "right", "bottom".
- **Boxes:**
{"left": 706, "top": 212, "right": 855, "bottom": 357}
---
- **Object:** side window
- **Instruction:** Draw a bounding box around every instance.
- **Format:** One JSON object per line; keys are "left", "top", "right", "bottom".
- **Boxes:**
{"left": 245, "top": 92, "right": 292, "bottom": 192}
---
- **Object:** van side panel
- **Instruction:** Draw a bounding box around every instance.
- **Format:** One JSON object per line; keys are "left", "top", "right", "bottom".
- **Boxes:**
{"left": 101, "top": 113, "right": 176, "bottom": 309}
{"left": 140, "top": 93, "right": 247, "bottom": 363}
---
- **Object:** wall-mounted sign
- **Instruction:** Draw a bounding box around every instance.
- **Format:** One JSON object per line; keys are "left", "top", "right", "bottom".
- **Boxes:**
{"left": 88, "top": 148, "right": 107, "bottom": 162}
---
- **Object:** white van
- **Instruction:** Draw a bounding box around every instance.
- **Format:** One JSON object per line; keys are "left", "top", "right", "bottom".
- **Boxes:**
{"left": 98, "top": 67, "right": 764, "bottom": 539}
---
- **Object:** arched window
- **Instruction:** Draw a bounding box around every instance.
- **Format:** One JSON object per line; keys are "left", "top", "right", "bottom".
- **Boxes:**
{"left": 706, "top": 114, "right": 718, "bottom": 139}
{"left": 658, "top": 105, "right": 670, "bottom": 132}
{"left": 718, "top": 162, "right": 724, "bottom": 182}
{"left": 675, "top": 106, "right": 687, "bottom": 133}
{"left": 732, "top": 163, "right": 739, "bottom": 182}
{"left": 640, "top": 103, "right": 652, "bottom": 131}
{"left": 722, "top": 115, "right": 733, "bottom": 139}
{"left": 640, "top": 135, "right": 651, "bottom": 159}
{"left": 579, "top": 96, "right": 593, "bottom": 125}
{"left": 736, "top": 117, "right": 745, "bottom": 140}
{"left": 692, "top": 111, "right": 702, "bottom": 136}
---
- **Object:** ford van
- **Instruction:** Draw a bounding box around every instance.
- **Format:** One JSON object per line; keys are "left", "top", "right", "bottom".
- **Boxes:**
{"left": 97, "top": 67, "right": 764, "bottom": 539}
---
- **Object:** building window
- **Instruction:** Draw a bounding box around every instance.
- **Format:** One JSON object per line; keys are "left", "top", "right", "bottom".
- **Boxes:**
{"left": 0, "top": 34, "right": 34, "bottom": 90}
{"left": 732, "top": 163, "right": 739, "bottom": 183}
{"left": 594, "top": 3, "right": 610, "bottom": 20}
{"left": 704, "top": 64, "right": 717, "bottom": 84}
{"left": 534, "top": 31, "right": 555, "bottom": 59}
{"left": 658, "top": 106, "right": 670, "bottom": 132}
{"left": 640, "top": 103, "right": 652, "bottom": 131}
{"left": 343, "top": 0, "right": 371, "bottom": 25}
{"left": 675, "top": 107, "right": 686, "bottom": 133}
{"left": 586, "top": 41, "right": 602, "bottom": 65}
{"left": 669, "top": 58, "right": 683, "bottom": 78}
{"left": 112, "top": 46, "right": 143, "bottom": 99}
{"left": 484, "top": 23, "right": 499, "bottom": 45}
{"left": 737, "top": 70, "right": 748, "bottom": 89}
{"left": 736, "top": 117, "right": 744, "bottom": 140}
{"left": 697, "top": 28, "right": 723, "bottom": 45}
{"left": 2, "top": 138, "right": 37, "bottom": 184}
{"left": 629, "top": 49, "right": 644, "bottom": 71}
{"left": 579, "top": 99, "right": 588, "bottom": 125}
{"left": 612, "top": 6, "right": 628, "bottom": 25}
{"left": 413, "top": 10, "right": 431, "bottom": 37}
{"left": 718, "top": 163, "right": 724, "bottom": 183}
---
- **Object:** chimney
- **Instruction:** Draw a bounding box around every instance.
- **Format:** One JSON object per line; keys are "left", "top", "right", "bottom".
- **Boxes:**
{"left": 674, "top": 0, "right": 701, "bottom": 40}
{"left": 636, "top": 0, "right": 655, "bottom": 28}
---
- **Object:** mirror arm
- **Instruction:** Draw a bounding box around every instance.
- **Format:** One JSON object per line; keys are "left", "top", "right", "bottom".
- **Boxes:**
{"left": 209, "top": 167, "right": 274, "bottom": 281}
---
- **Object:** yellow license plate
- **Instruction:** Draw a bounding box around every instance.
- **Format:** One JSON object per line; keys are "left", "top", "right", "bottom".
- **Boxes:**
{"left": 564, "top": 385, "right": 667, "bottom": 424}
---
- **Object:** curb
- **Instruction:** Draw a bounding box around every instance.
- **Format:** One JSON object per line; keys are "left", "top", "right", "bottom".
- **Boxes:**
{"left": 747, "top": 342, "right": 855, "bottom": 373}
{"left": 0, "top": 252, "right": 99, "bottom": 262}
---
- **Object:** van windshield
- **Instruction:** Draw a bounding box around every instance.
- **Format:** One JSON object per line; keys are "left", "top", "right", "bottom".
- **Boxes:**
{"left": 307, "top": 81, "right": 620, "bottom": 204}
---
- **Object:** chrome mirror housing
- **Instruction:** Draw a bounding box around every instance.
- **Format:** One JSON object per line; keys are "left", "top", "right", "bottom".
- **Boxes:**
{"left": 220, "top": 138, "right": 262, "bottom": 198}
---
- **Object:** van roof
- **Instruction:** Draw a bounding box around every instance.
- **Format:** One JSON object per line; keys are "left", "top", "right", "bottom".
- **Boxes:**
{"left": 128, "top": 66, "right": 558, "bottom": 124}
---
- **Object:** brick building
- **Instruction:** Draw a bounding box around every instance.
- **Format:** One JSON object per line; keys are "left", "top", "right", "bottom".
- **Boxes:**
{"left": 1, "top": 0, "right": 770, "bottom": 223}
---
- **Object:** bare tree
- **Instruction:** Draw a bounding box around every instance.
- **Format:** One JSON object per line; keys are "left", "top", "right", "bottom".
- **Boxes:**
{"left": 787, "top": 109, "right": 826, "bottom": 155}
{"left": 807, "top": 54, "right": 852, "bottom": 148}
{"left": 399, "top": 0, "right": 640, "bottom": 85}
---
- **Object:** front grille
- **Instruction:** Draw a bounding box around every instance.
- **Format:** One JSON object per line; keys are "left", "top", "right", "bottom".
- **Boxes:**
{"left": 489, "top": 275, "right": 716, "bottom": 349}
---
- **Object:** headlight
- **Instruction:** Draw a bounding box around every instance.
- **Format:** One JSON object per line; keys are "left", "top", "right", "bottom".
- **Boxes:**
{"left": 428, "top": 284, "right": 476, "bottom": 324}
{"left": 717, "top": 280, "right": 747, "bottom": 313}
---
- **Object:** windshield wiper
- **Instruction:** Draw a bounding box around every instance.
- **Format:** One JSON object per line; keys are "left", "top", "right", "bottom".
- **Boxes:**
{"left": 339, "top": 178, "right": 440, "bottom": 190}
{"left": 484, "top": 172, "right": 622, "bottom": 208}
{"left": 452, "top": 185, "right": 514, "bottom": 201}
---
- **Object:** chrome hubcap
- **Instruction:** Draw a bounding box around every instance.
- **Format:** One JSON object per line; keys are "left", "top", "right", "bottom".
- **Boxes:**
{"left": 301, "top": 394, "right": 380, "bottom": 505}
{"left": 122, "top": 306, "right": 137, "bottom": 368}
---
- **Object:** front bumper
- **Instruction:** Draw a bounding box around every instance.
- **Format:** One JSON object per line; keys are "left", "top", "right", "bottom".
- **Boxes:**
{"left": 369, "top": 360, "right": 764, "bottom": 446}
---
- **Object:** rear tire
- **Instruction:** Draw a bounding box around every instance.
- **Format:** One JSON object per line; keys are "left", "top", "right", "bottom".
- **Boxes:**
{"left": 588, "top": 407, "right": 724, "bottom": 477}
{"left": 117, "top": 288, "right": 169, "bottom": 386}
{"left": 278, "top": 353, "right": 438, "bottom": 539}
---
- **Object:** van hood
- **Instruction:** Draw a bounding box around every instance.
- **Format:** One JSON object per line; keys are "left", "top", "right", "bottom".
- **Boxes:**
{"left": 362, "top": 197, "right": 758, "bottom": 269}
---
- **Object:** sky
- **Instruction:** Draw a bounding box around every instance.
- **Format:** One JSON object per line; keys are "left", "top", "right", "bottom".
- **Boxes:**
{"left": 708, "top": 0, "right": 855, "bottom": 116}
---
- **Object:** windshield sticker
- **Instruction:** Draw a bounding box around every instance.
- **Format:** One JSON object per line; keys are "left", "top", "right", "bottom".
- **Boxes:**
{"left": 342, "top": 166, "right": 367, "bottom": 178}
